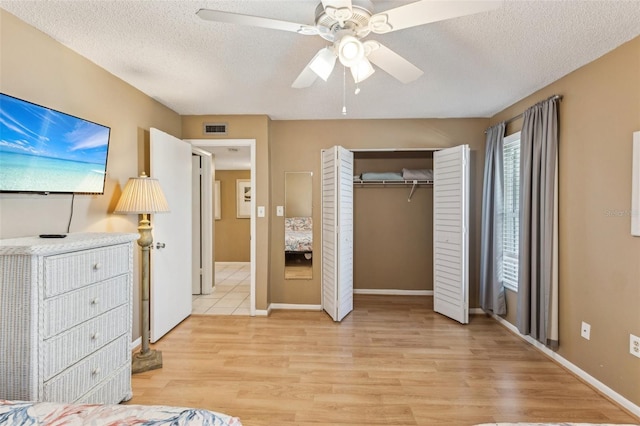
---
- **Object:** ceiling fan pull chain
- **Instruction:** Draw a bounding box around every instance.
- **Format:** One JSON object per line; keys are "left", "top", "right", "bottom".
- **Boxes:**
{"left": 342, "top": 65, "right": 347, "bottom": 115}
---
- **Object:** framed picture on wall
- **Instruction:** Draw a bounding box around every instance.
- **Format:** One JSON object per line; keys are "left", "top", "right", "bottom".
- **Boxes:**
{"left": 237, "top": 179, "right": 251, "bottom": 219}
{"left": 214, "top": 180, "right": 221, "bottom": 220}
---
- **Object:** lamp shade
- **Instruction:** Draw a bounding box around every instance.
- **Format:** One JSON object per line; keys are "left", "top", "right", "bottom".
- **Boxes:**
{"left": 350, "top": 58, "right": 375, "bottom": 83}
{"left": 309, "top": 47, "right": 337, "bottom": 81}
{"left": 114, "top": 173, "right": 170, "bottom": 214}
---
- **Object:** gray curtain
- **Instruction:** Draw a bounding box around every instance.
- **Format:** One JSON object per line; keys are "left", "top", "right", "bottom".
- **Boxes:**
{"left": 480, "top": 122, "right": 507, "bottom": 315}
{"left": 517, "top": 96, "right": 560, "bottom": 348}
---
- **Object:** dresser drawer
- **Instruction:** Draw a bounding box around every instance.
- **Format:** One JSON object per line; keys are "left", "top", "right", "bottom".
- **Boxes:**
{"left": 44, "top": 244, "right": 131, "bottom": 297}
{"left": 43, "top": 275, "right": 130, "bottom": 338}
{"left": 43, "top": 304, "right": 129, "bottom": 380}
{"left": 43, "top": 335, "right": 129, "bottom": 403}
{"left": 76, "top": 364, "right": 131, "bottom": 404}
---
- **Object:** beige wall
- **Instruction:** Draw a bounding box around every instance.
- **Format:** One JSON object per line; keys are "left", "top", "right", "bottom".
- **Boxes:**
{"left": 269, "top": 119, "right": 488, "bottom": 304}
{"left": 181, "top": 115, "right": 271, "bottom": 310}
{"left": 214, "top": 170, "right": 250, "bottom": 262}
{"left": 0, "top": 10, "right": 183, "bottom": 340}
{"left": 490, "top": 36, "right": 640, "bottom": 405}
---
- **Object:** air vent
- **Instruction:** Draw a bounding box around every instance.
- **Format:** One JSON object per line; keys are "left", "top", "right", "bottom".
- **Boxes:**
{"left": 203, "top": 122, "right": 227, "bottom": 135}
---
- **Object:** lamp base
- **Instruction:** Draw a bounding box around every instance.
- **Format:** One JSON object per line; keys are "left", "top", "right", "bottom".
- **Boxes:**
{"left": 132, "top": 349, "right": 163, "bottom": 374}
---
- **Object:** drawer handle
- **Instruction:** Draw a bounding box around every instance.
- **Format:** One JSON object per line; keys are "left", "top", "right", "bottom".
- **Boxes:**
{"left": 90, "top": 298, "right": 99, "bottom": 306}
{"left": 93, "top": 262, "right": 102, "bottom": 270}
{"left": 91, "top": 332, "right": 100, "bottom": 340}
{"left": 91, "top": 367, "right": 101, "bottom": 376}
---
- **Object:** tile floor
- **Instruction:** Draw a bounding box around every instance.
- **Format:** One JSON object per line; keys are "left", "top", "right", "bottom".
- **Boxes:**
{"left": 191, "top": 262, "right": 250, "bottom": 315}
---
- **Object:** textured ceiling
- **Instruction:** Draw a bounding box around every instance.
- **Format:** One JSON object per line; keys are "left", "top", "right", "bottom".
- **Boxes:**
{"left": 1, "top": 0, "right": 639, "bottom": 120}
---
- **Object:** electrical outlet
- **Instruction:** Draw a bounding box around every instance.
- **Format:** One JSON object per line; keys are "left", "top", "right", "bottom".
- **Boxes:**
{"left": 276, "top": 206, "right": 284, "bottom": 217}
{"left": 630, "top": 334, "right": 640, "bottom": 359}
{"left": 581, "top": 321, "right": 591, "bottom": 340}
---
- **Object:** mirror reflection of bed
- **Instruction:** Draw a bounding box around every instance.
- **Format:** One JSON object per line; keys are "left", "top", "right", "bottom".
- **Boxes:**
{"left": 284, "top": 172, "right": 313, "bottom": 280}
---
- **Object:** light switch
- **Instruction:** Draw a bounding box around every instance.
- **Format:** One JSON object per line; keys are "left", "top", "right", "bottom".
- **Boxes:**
{"left": 276, "top": 206, "right": 284, "bottom": 216}
{"left": 257, "top": 206, "right": 266, "bottom": 217}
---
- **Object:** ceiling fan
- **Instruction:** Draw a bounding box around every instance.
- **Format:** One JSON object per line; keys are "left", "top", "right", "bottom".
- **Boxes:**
{"left": 197, "top": 0, "right": 501, "bottom": 89}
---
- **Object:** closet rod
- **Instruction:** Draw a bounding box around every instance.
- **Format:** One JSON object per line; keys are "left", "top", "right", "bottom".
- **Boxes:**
{"left": 484, "top": 94, "right": 562, "bottom": 133}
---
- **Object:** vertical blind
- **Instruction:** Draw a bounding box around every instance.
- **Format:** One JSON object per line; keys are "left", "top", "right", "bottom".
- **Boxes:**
{"left": 503, "top": 135, "right": 520, "bottom": 289}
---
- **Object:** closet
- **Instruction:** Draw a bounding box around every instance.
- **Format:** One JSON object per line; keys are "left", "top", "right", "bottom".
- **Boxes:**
{"left": 321, "top": 145, "right": 469, "bottom": 324}
{"left": 353, "top": 150, "right": 434, "bottom": 295}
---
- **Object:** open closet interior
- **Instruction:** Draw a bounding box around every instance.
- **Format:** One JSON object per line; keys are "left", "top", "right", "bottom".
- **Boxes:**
{"left": 353, "top": 150, "right": 435, "bottom": 293}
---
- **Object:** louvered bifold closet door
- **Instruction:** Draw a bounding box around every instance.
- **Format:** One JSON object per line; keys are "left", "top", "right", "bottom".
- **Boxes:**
{"left": 433, "top": 145, "right": 470, "bottom": 324}
{"left": 321, "top": 146, "right": 354, "bottom": 321}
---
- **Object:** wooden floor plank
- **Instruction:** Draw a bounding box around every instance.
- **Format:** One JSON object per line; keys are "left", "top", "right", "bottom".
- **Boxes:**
{"left": 129, "top": 295, "right": 639, "bottom": 425}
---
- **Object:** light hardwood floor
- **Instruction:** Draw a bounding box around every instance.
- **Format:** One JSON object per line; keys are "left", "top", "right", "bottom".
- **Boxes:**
{"left": 129, "top": 295, "right": 639, "bottom": 426}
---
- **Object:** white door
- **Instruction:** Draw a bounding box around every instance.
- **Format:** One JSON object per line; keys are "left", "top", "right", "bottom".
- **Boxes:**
{"left": 199, "top": 151, "right": 214, "bottom": 295}
{"left": 433, "top": 144, "right": 470, "bottom": 324}
{"left": 150, "top": 128, "right": 192, "bottom": 342}
{"left": 321, "top": 146, "right": 354, "bottom": 321}
{"left": 192, "top": 155, "right": 202, "bottom": 294}
{"left": 191, "top": 148, "right": 214, "bottom": 295}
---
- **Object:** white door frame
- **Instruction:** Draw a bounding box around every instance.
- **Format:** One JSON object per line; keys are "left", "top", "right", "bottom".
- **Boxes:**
{"left": 186, "top": 139, "right": 257, "bottom": 316}
{"left": 191, "top": 147, "right": 214, "bottom": 295}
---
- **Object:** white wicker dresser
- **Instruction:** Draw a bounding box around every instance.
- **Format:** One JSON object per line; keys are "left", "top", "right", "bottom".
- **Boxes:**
{"left": 0, "top": 232, "right": 138, "bottom": 404}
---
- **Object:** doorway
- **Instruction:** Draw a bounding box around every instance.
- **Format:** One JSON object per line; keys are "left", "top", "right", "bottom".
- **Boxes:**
{"left": 186, "top": 139, "right": 257, "bottom": 316}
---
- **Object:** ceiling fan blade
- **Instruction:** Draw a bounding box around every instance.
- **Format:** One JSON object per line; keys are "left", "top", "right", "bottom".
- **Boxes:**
{"left": 322, "top": 0, "right": 353, "bottom": 9}
{"left": 365, "top": 41, "right": 423, "bottom": 83}
{"left": 197, "top": 9, "right": 319, "bottom": 35}
{"left": 369, "top": 0, "right": 502, "bottom": 34}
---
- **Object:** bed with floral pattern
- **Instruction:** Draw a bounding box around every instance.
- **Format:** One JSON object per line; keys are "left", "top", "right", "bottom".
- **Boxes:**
{"left": 0, "top": 400, "right": 242, "bottom": 425}
{"left": 284, "top": 216, "right": 312, "bottom": 253}
{"left": 475, "top": 423, "right": 639, "bottom": 425}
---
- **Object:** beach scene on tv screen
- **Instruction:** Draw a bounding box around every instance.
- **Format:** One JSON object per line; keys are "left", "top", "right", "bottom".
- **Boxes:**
{"left": 0, "top": 94, "right": 109, "bottom": 193}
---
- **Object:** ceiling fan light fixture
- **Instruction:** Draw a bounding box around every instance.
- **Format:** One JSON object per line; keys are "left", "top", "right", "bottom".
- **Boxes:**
{"left": 350, "top": 58, "right": 375, "bottom": 83}
{"left": 309, "top": 47, "right": 337, "bottom": 81}
{"left": 337, "top": 35, "right": 365, "bottom": 67}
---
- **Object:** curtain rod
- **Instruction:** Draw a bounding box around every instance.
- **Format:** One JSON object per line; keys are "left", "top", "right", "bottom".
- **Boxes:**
{"left": 484, "top": 94, "right": 563, "bottom": 134}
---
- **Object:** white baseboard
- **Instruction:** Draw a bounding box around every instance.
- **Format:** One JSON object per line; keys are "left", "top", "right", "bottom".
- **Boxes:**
{"left": 253, "top": 309, "right": 269, "bottom": 316}
{"left": 469, "top": 308, "right": 485, "bottom": 315}
{"left": 130, "top": 337, "right": 141, "bottom": 351}
{"left": 269, "top": 303, "right": 322, "bottom": 311}
{"left": 490, "top": 313, "right": 640, "bottom": 418}
{"left": 354, "top": 289, "right": 433, "bottom": 296}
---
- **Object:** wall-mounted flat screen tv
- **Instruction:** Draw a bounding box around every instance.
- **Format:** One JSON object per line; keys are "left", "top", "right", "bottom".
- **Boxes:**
{"left": 0, "top": 93, "right": 111, "bottom": 194}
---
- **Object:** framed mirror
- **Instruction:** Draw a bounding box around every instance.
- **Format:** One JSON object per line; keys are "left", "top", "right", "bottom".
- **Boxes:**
{"left": 284, "top": 172, "right": 313, "bottom": 279}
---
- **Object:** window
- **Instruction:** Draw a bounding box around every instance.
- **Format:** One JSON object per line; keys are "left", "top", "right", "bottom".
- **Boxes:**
{"left": 502, "top": 132, "right": 521, "bottom": 291}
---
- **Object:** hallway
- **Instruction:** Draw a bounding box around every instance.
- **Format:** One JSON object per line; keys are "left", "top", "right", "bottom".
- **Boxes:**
{"left": 191, "top": 262, "right": 250, "bottom": 315}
